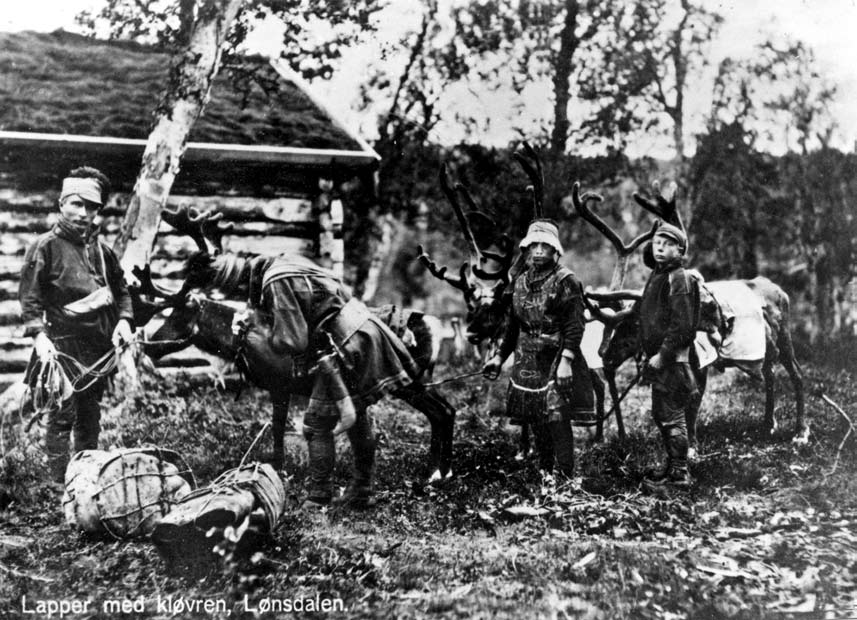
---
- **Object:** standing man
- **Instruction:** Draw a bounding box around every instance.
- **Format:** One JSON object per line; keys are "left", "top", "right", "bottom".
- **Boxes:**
{"left": 639, "top": 223, "right": 699, "bottom": 489}
{"left": 482, "top": 219, "right": 594, "bottom": 481}
{"left": 19, "top": 167, "right": 134, "bottom": 483}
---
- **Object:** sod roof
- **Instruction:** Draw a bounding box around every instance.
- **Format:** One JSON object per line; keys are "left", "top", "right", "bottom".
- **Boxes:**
{"left": 0, "top": 30, "right": 363, "bottom": 151}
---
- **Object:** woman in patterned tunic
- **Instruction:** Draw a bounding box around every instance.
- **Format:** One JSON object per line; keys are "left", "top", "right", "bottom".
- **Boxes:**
{"left": 483, "top": 220, "right": 594, "bottom": 479}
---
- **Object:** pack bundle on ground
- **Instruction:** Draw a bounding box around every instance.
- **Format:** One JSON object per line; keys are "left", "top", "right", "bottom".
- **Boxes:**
{"left": 151, "top": 462, "right": 286, "bottom": 568}
{"left": 62, "top": 447, "right": 195, "bottom": 538}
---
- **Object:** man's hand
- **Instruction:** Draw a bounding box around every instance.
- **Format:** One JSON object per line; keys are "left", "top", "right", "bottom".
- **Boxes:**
{"left": 111, "top": 319, "right": 134, "bottom": 348}
{"left": 556, "top": 357, "right": 573, "bottom": 389}
{"left": 34, "top": 332, "right": 56, "bottom": 361}
{"left": 647, "top": 353, "right": 664, "bottom": 370}
{"left": 482, "top": 355, "right": 503, "bottom": 380}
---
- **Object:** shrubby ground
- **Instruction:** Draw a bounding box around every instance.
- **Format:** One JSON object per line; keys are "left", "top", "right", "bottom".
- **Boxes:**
{"left": 0, "top": 353, "right": 855, "bottom": 619}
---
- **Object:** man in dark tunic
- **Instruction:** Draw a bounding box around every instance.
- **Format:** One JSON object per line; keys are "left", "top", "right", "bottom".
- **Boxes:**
{"left": 482, "top": 220, "right": 594, "bottom": 480}
{"left": 639, "top": 223, "right": 699, "bottom": 489}
{"left": 198, "top": 252, "right": 423, "bottom": 509}
{"left": 18, "top": 167, "right": 134, "bottom": 483}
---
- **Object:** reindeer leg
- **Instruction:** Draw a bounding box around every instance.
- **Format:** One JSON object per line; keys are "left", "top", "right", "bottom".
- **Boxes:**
{"left": 396, "top": 385, "right": 456, "bottom": 482}
{"left": 779, "top": 346, "right": 808, "bottom": 445}
{"left": 270, "top": 391, "right": 291, "bottom": 470}
{"left": 762, "top": 360, "right": 777, "bottom": 436}
{"left": 591, "top": 369, "right": 606, "bottom": 442}
{"left": 604, "top": 367, "right": 626, "bottom": 441}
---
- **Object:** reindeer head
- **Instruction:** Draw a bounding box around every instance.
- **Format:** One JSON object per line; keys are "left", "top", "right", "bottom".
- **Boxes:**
{"left": 160, "top": 203, "right": 237, "bottom": 291}
{"left": 127, "top": 205, "right": 236, "bottom": 358}
{"left": 584, "top": 290, "right": 642, "bottom": 369}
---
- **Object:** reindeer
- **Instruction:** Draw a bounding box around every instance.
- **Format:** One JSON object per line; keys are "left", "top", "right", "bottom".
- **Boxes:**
{"left": 417, "top": 145, "right": 611, "bottom": 451}
{"left": 578, "top": 183, "right": 809, "bottom": 446}
{"left": 132, "top": 206, "right": 457, "bottom": 482}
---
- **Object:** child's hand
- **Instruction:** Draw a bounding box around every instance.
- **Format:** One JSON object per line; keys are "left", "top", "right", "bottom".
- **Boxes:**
{"left": 482, "top": 355, "right": 502, "bottom": 380}
{"left": 556, "top": 358, "right": 573, "bottom": 389}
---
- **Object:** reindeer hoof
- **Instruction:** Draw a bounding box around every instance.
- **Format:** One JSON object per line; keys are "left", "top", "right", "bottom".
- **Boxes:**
{"left": 687, "top": 446, "right": 698, "bottom": 463}
{"left": 427, "top": 470, "right": 443, "bottom": 484}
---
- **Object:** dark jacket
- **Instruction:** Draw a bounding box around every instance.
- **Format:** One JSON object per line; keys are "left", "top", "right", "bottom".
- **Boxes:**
{"left": 19, "top": 219, "right": 133, "bottom": 341}
{"left": 639, "top": 258, "right": 697, "bottom": 362}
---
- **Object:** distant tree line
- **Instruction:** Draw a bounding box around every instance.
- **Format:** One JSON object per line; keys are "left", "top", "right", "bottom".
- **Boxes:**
{"left": 75, "top": 0, "right": 855, "bottom": 348}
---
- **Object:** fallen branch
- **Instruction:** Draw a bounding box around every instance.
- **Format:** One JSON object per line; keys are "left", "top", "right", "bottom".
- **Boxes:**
{"left": 0, "top": 562, "right": 55, "bottom": 583}
{"left": 820, "top": 393, "right": 854, "bottom": 477}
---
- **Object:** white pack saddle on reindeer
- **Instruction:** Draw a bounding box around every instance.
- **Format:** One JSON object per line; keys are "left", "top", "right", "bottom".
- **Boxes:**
{"left": 695, "top": 280, "right": 766, "bottom": 368}
{"left": 62, "top": 448, "right": 194, "bottom": 538}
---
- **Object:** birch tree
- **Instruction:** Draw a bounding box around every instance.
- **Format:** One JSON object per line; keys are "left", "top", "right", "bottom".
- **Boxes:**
{"left": 111, "top": 0, "right": 245, "bottom": 275}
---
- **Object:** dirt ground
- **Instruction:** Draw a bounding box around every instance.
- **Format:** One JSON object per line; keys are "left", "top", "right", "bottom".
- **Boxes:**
{"left": 1, "top": 359, "right": 856, "bottom": 619}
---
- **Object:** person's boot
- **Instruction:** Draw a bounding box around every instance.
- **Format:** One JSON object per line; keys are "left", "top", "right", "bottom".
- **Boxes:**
{"left": 334, "top": 481, "right": 376, "bottom": 509}
{"left": 644, "top": 463, "right": 691, "bottom": 491}
{"left": 644, "top": 460, "right": 671, "bottom": 483}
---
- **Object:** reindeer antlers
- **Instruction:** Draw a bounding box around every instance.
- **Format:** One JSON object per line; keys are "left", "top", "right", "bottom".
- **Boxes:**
{"left": 417, "top": 244, "right": 473, "bottom": 296}
{"left": 584, "top": 289, "right": 641, "bottom": 326}
{"left": 439, "top": 164, "right": 483, "bottom": 264}
{"left": 127, "top": 265, "right": 184, "bottom": 325}
{"left": 633, "top": 180, "right": 684, "bottom": 231}
{"left": 420, "top": 164, "right": 515, "bottom": 294}
{"left": 571, "top": 183, "right": 656, "bottom": 256}
{"left": 513, "top": 141, "right": 544, "bottom": 219}
{"left": 162, "top": 204, "right": 233, "bottom": 255}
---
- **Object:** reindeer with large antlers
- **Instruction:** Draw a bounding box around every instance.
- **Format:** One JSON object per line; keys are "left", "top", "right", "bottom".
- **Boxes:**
{"left": 134, "top": 205, "right": 457, "bottom": 507}
{"left": 578, "top": 182, "right": 809, "bottom": 468}
{"left": 420, "top": 145, "right": 607, "bottom": 478}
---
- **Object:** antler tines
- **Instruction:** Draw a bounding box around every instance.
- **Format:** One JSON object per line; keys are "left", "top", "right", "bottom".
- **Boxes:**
{"left": 417, "top": 244, "right": 474, "bottom": 296}
{"left": 162, "top": 204, "right": 232, "bottom": 254}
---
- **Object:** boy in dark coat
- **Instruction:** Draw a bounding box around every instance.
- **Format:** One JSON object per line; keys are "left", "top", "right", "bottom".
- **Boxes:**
{"left": 19, "top": 167, "right": 134, "bottom": 482}
{"left": 639, "top": 223, "right": 698, "bottom": 488}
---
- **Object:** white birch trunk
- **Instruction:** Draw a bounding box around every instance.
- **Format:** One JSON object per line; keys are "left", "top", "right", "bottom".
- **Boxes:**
{"left": 114, "top": 0, "right": 245, "bottom": 277}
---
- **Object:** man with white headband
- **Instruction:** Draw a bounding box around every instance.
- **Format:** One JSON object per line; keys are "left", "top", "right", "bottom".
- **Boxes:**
{"left": 19, "top": 167, "right": 134, "bottom": 484}
{"left": 483, "top": 219, "right": 594, "bottom": 482}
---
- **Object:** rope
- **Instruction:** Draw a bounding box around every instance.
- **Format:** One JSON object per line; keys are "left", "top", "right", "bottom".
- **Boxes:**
{"left": 423, "top": 370, "right": 485, "bottom": 387}
{"left": 19, "top": 333, "right": 192, "bottom": 435}
{"left": 238, "top": 422, "right": 271, "bottom": 469}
